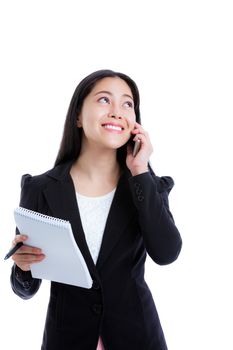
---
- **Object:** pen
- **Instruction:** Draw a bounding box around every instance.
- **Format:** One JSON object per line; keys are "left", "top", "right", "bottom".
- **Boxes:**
{"left": 4, "top": 242, "right": 23, "bottom": 260}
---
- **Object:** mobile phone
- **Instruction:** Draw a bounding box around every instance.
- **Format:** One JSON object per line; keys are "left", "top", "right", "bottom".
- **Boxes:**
{"left": 133, "top": 139, "right": 141, "bottom": 157}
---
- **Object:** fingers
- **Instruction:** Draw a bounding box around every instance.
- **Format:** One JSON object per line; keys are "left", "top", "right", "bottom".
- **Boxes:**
{"left": 134, "top": 121, "right": 142, "bottom": 127}
{"left": 12, "top": 252, "right": 45, "bottom": 263}
{"left": 17, "top": 245, "right": 43, "bottom": 254}
{"left": 131, "top": 123, "right": 148, "bottom": 139}
{"left": 12, "top": 234, "right": 42, "bottom": 254}
{"left": 12, "top": 251, "right": 45, "bottom": 272}
{"left": 11, "top": 234, "right": 45, "bottom": 271}
{"left": 131, "top": 124, "right": 150, "bottom": 148}
{"left": 12, "top": 234, "right": 28, "bottom": 246}
{"left": 13, "top": 243, "right": 45, "bottom": 258}
{"left": 132, "top": 133, "right": 147, "bottom": 143}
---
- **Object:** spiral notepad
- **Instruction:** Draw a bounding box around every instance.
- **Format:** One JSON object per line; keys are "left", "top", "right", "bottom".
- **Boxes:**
{"left": 14, "top": 207, "right": 92, "bottom": 288}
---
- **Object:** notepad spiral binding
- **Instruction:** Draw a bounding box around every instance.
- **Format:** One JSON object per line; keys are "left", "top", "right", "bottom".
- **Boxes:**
{"left": 14, "top": 207, "right": 70, "bottom": 227}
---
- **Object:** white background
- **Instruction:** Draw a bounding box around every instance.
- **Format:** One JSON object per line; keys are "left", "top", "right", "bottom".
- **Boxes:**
{"left": 0, "top": 1, "right": 232, "bottom": 349}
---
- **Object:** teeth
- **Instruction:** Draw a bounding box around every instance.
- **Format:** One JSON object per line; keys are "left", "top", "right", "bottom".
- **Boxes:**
{"left": 103, "top": 124, "right": 122, "bottom": 131}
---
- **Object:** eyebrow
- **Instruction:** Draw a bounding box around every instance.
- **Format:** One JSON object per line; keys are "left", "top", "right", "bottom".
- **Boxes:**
{"left": 94, "top": 90, "right": 134, "bottom": 101}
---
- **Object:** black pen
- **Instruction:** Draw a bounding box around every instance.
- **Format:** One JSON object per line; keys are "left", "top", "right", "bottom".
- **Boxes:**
{"left": 4, "top": 242, "right": 23, "bottom": 260}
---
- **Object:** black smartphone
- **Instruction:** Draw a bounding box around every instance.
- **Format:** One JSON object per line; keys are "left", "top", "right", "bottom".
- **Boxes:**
{"left": 133, "top": 139, "right": 141, "bottom": 157}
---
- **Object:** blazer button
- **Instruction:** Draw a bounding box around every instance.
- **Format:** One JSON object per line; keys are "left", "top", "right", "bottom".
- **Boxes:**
{"left": 92, "top": 280, "right": 100, "bottom": 290}
{"left": 23, "top": 281, "right": 31, "bottom": 289}
{"left": 92, "top": 304, "right": 102, "bottom": 315}
{"left": 136, "top": 189, "right": 142, "bottom": 195}
{"left": 138, "top": 195, "right": 144, "bottom": 202}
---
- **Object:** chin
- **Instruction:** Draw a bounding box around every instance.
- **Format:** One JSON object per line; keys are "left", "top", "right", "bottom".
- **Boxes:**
{"left": 108, "top": 140, "right": 128, "bottom": 150}
{"left": 101, "top": 135, "right": 130, "bottom": 151}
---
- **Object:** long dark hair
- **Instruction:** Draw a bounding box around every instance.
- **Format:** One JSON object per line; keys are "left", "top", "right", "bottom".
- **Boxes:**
{"left": 55, "top": 69, "right": 141, "bottom": 168}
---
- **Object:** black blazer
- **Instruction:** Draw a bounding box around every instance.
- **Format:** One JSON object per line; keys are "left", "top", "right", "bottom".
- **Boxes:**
{"left": 10, "top": 161, "right": 182, "bottom": 350}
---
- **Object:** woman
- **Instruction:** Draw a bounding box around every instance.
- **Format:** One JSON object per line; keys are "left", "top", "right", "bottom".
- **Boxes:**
{"left": 10, "top": 69, "right": 182, "bottom": 349}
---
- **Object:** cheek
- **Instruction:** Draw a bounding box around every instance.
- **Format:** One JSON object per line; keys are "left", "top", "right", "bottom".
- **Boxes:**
{"left": 128, "top": 114, "right": 136, "bottom": 130}
{"left": 81, "top": 108, "right": 99, "bottom": 127}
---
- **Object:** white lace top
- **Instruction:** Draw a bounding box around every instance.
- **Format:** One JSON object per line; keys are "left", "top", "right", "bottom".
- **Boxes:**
{"left": 76, "top": 188, "right": 116, "bottom": 264}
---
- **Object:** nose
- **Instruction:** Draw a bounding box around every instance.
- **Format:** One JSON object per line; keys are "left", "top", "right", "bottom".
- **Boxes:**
{"left": 108, "top": 113, "right": 122, "bottom": 120}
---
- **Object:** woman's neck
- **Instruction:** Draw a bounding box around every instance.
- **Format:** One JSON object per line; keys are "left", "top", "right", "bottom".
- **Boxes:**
{"left": 70, "top": 146, "right": 122, "bottom": 196}
{"left": 71, "top": 146, "right": 121, "bottom": 182}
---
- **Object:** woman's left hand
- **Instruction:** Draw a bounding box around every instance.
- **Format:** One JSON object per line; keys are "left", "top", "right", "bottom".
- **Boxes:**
{"left": 126, "top": 122, "right": 154, "bottom": 176}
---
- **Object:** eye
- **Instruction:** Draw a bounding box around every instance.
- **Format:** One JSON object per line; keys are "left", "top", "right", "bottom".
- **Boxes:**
{"left": 123, "top": 101, "right": 134, "bottom": 108}
{"left": 98, "top": 96, "right": 110, "bottom": 104}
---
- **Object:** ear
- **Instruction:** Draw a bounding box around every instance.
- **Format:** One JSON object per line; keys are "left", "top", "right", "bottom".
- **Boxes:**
{"left": 77, "top": 119, "right": 82, "bottom": 128}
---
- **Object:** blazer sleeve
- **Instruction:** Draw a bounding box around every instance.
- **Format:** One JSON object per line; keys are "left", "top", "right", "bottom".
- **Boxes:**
{"left": 10, "top": 174, "right": 42, "bottom": 300}
{"left": 128, "top": 171, "right": 182, "bottom": 265}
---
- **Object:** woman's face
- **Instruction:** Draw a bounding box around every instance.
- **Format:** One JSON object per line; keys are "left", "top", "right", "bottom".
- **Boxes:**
{"left": 77, "top": 77, "right": 136, "bottom": 151}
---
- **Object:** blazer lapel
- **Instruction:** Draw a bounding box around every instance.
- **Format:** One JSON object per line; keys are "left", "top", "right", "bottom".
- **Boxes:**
{"left": 96, "top": 170, "right": 136, "bottom": 270}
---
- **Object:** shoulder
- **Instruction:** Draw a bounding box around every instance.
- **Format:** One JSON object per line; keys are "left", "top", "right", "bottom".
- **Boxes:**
{"left": 20, "top": 170, "right": 53, "bottom": 191}
{"left": 20, "top": 161, "right": 73, "bottom": 191}
{"left": 19, "top": 163, "right": 72, "bottom": 210}
{"left": 19, "top": 171, "right": 54, "bottom": 209}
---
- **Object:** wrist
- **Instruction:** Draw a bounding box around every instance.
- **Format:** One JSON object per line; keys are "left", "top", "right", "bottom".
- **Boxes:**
{"left": 131, "top": 167, "right": 149, "bottom": 176}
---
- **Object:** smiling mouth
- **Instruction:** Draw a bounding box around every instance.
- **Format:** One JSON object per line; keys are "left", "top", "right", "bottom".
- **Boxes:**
{"left": 102, "top": 124, "right": 124, "bottom": 131}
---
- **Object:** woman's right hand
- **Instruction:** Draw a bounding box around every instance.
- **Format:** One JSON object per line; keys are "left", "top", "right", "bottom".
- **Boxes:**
{"left": 11, "top": 234, "right": 45, "bottom": 271}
